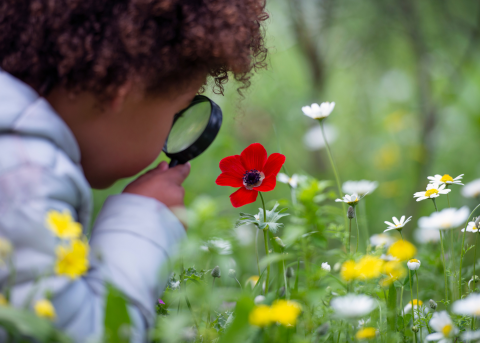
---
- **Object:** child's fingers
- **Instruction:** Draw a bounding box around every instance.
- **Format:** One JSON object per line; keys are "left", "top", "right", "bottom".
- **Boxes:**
{"left": 167, "top": 162, "right": 191, "bottom": 185}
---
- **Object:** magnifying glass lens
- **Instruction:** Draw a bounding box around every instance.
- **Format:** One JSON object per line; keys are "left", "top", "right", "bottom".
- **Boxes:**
{"left": 166, "top": 101, "right": 211, "bottom": 154}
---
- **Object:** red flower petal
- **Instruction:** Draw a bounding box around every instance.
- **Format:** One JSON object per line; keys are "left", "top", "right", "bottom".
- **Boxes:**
{"left": 230, "top": 187, "right": 258, "bottom": 208}
{"left": 240, "top": 143, "right": 267, "bottom": 172}
{"left": 254, "top": 175, "right": 276, "bottom": 192}
{"left": 263, "top": 153, "right": 286, "bottom": 178}
{"left": 216, "top": 172, "right": 243, "bottom": 187}
{"left": 219, "top": 155, "right": 245, "bottom": 178}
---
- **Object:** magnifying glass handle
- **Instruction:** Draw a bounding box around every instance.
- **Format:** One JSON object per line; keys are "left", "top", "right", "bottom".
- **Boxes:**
{"left": 169, "top": 159, "right": 179, "bottom": 168}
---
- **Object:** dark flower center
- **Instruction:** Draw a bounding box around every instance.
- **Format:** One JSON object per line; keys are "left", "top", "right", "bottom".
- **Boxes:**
{"left": 243, "top": 169, "right": 261, "bottom": 186}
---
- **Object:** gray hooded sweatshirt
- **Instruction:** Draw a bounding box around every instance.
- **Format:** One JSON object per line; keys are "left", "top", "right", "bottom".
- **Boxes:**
{"left": 0, "top": 70, "right": 186, "bottom": 341}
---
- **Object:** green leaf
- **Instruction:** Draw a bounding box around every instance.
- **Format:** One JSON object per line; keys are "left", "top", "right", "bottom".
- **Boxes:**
{"left": 218, "top": 296, "right": 254, "bottom": 343}
{"left": 0, "top": 306, "right": 63, "bottom": 342}
{"left": 104, "top": 284, "right": 131, "bottom": 343}
{"left": 387, "top": 283, "right": 397, "bottom": 333}
{"left": 259, "top": 253, "right": 292, "bottom": 270}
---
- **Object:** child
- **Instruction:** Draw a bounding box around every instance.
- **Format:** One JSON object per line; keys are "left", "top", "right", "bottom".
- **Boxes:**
{"left": 0, "top": 1, "right": 268, "bottom": 341}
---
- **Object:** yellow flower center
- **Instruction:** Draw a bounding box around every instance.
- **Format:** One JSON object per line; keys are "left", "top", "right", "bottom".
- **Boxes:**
{"left": 442, "top": 324, "right": 453, "bottom": 337}
{"left": 355, "top": 327, "right": 376, "bottom": 340}
{"left": 440, "top": 174, "right": 454, "bottom": 183}
{"left": 425, "top": 189, "right": 439, "bottom": 197}
{"left": 409, "top": 259, "right": 419, "bottom": 263}
{"left": 473, "top": 226, "right": 479, "bottom": 232}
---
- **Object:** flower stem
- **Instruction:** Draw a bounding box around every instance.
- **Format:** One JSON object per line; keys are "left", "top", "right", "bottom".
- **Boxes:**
{"left": 255, "top": 230, "right": 261, "bottom": 276}
{"left": 432, "top": 199, "right": 448, "bottom": 302}
{"left": 283, "top": 259, "right": 289, "bottom": 299}
{"left": 354, "top": 207, "right": 360, "bottom": 253}
{"left": 472, "top": 233, "right": 478, "bottom": 331}
{"left": 320, "top": 121, "right": 347, "bottom": 230}
{"left": 409, "top": 270, "right": 417, "bottom": 343}
{"left": 400, "top": 286, "right": 405, "bottom": 336}
{"left": 347, "top": 218, "right": 352, "bottom": 255}
{"left": 415, "top": 270, "right": 422, "bottom": 342}
{"left": 446, "top": 191, "right": 456, "bottom": 301}
{"left": 439, "top": 230, "right": 448, "bottom": 303}
{"left": 459, "top": 204, "right": 480, "bottom": 299}
{"left": 259, "top": 192, "right": 270, "bottom": 294}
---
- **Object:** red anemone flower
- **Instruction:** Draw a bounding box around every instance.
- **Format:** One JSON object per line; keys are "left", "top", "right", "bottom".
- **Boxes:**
{"left": 216, "top": 143, "right": 286, "bottom": 208}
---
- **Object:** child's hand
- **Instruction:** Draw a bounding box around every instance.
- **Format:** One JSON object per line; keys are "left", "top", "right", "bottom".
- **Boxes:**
{"left": 123, "top": 161, "right": 190, "bottom": 210}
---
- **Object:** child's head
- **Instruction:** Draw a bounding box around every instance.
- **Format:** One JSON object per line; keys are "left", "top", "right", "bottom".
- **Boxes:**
{"left": 0, "top": 0, "right": 268, "bottom": 188}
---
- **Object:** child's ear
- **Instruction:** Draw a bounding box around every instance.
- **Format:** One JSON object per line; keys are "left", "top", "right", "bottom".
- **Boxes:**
{"left": 109, "top": 81, "right": 133, "bottom": 112}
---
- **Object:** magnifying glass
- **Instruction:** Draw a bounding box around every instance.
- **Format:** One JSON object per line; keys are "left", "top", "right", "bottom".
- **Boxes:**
{"left": 163, "top": 95, "right": 222, "bottom": 167}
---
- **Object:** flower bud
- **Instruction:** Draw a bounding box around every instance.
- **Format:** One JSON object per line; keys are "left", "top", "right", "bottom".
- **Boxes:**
{"left": 347, "top": 206, "right": 355, "bottom": 219}
{"left": 228, "top": 269, "right": 236, "bottom": 278}
{"left": 412, "top": 325, "right": 419, "bottom": 333}
{"left": 316, "top": 322, "right": 330, "bottom": 336}
{"left": 475, "top": 216, "right": 480, "bottom": 228}
{"left": 274, "top": 237, "right": 286, "bottom": 249}
{"left": 407, "top": 259, "right": 421, "bottom": 271}
{"left": 286, "top": 267, "right": 295, "bottom": 278}
{"left": 321, "top": 262, "right": 331, "bottom": 272}
{"left": 429, "top": 299, "right": 437, "bottom": 310}
{"left": 211, "top": 266, "right": 221, "bottom": 278}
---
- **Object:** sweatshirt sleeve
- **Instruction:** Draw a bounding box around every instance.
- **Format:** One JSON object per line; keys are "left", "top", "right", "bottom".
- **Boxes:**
{"left": 0, "top": 163, "right": 186, "bottom": 342}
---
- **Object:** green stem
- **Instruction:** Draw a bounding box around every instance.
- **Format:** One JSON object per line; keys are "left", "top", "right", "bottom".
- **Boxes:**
{"left": 320, "top": 121, "right": 347, "bottom": 230}
{"left": 347, "top": 218, "right": 352, "bottom": 254}
{"left": 283, "top": 259, "right": 289, "bottom": 299}
{"left": 409, "top": 270, "right": 417, "bottom": 343}
{"left": 354, "top": 207, "right": 360, "bottom": 253}
{"left": 459, "top": 203, "right": 480, "bottom": 299}
{"left": 447, "top": 191, "right": 456, "bottom": 301}
{"left": 432, "top": 199, "right": 448, "bottom": 302}
{"left": 415, "top": 271, "right": 421, "bottom": 342}
{"left": 255, "top": 230, "right": 261, "bottom": 276}
{"left": 360, "top": 200, "right": 370, "bottom": 248}
{"left": 400, "top": 230, "right": 404, "bottom": 241}
{"left": 400, "top": 286, "right": 405, "bottom": 336}
{"left": 472, "top": 233, "right": 478, "bottom": 331}
{"left": 259, "top": 192, "right": 270, "bottom": 294}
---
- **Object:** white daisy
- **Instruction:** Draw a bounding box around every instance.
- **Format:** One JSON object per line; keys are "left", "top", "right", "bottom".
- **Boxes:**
{"left": 428, "top": 174, "right": 464, "bottom": 186}
{"left": 418, "top": 207, "right": 470, "bottom": 230}
{"left": 414, "top": 227, "right": 441, "bottom": 244}
{"left": 462, "top": 330, "right": 480, "bottom": 341}
{"left": 330, "top": 294, "right": 377, "bottom": 318}
{"left": 342, "top": 180, "right": 378, "bottom": 196}
{"left": 462, "top": 179, "right": 480, "bottom": 198}
{"left": 461, "top": 220, "right": 479, "bottom": 233}
{"left": 452, "top": 293, "right": 480, "bottom": 317}
{"left": 384, "top": 215, "right": 413, "bottom": 232}
{"left": 277, "top": 173, "right": 306, "bottom": 188}
{"left": 302, "top": 102, "right": 335, "bottom": 120}
{"left": 407, "top": 259, "right": 421, "bottom": 270}
{"left": 403, "top": 299, "right": 429, "bottom": 319}
{"left": 426, "top": 311, "right": 458, "bottom": 342}
{"left": 200, "top": 238, "right": 232, "bottom": 255}
{"left": 414, "top": 183, "right": 451, "bottom": 202}
{"left": 370, "top": 234, "right": 396, "bottom": 247}
{"left": 321, "top": 262, "right": 331, "bottom": 272}
{"left": 335, "top": 193, "right": 366, "bottom": 206}
{"left": 303, "top": 124, "right": 338, "bottom": 151}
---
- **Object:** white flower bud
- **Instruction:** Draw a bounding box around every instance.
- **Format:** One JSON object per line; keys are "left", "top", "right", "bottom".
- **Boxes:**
{"left": 254, "top": 295, "right": 265, "bottom": 304}
{"left": 321, "top": 262, "right": 331, "bottom": 272}
{"left": 407, "top": 259, "right": 421, "bottom": 271}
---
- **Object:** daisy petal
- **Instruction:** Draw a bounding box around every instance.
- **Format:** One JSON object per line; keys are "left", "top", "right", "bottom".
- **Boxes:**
{"left": 393, "top": 217, "right": 400, "bottom": 225}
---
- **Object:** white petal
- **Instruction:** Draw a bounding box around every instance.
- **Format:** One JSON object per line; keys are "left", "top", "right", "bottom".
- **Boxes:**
{"left": 277, "top": 173, "right": 290, "bottom": 183}
{"left": 393, "top": 217, "right": 400, "bottom": 225}
{"left": 426, "top": 333, "right": 444, "bottom": 341}
{"left": 384, "top": 221, "right": 395, "bottom": 227}
{"left": 400, "top": 215, "right": 405, "bottom": 223}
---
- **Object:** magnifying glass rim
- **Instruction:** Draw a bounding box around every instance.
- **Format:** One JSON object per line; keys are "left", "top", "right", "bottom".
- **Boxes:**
{"left": 162, "top": 95, "right": 222, "bottom": 164}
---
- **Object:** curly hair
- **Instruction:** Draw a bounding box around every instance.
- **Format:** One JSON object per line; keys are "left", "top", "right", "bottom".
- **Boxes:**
{"left": 0, "top": 0, "right": 269, "bottom": 99}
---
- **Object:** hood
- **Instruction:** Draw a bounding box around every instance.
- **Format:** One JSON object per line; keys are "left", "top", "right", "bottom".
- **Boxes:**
{"left": 0, "top": 70, "right": 80, "bottom": 164}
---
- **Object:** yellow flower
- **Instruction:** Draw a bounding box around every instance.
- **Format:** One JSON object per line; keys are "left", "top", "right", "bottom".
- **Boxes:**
{"left": 355, "top": 327, "right": 376, "bottom": 340}
{"left": 0, "top": 294, "right": 7, "bottom": 306}
{"left": 34, "top": 299, "right": 56, "bottom": 320}
{"left": 270, "top": 300, "right": 302, "bottom": 326}
{"left": 341, "top": 260, "right": 357, "bottom": 282}
{"left": 245, "top": 276, "right": 260, "bottom": 288}
{"left": 55, "top": 239, "right": 89, "bottom": 279}
{"left": 383, "top": 261, "right": 406, "bottom": 280}
{"left": 249, "top": 305, "right": 272, "bottom": 327}
{"left": 355, "top": 256, "right": 384, "bottom": 280}
{"left": 46, "top": 210, "right": 82, "bottom": 239}
{"left": 387, "top": 240, "right": 416, "bottom": 261}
